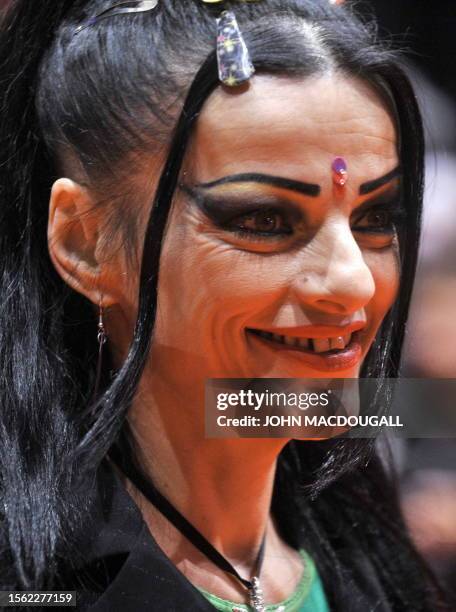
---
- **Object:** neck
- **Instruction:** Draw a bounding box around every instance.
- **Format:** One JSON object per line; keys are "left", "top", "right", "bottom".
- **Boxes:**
{"left": 125, "top": 378, "right": 289, "bottom": 568}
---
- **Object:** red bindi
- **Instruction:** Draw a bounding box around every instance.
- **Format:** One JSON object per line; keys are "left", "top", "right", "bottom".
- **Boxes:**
{"left": 332, "top": 157, "right": 348, "bottom": 186}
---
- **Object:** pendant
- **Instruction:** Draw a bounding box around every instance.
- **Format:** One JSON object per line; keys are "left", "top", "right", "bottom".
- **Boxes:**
{"left": 249, "top": 577, "right": 266, "bottom": 612}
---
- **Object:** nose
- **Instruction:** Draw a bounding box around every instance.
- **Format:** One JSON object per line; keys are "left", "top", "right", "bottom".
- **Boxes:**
{"left": 293, "top": 220, "right": 376, "bottom": 315}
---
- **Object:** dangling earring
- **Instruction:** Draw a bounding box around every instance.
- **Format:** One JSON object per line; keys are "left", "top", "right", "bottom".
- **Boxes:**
{"left": 97, "top": 296, "right": 108, "bottom": 348}
{"left": 91, "top": 295, "right": 108, "bottom": 406}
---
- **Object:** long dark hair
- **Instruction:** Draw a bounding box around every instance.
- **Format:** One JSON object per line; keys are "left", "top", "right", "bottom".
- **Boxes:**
{"left": 0, "top": 0, "right": 448, "bottom": 608}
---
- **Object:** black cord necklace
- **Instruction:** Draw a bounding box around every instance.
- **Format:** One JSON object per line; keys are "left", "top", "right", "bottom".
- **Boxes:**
{"left": 113, "top": 451, "right": 267, "bottom": 611}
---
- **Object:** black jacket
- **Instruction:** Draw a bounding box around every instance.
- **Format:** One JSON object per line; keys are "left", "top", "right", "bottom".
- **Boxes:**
{"left": 66, "top": 461, "right": 391, "bottom": 611}
{"left": 68, "top": 461, "right": 216, "bottom": 611}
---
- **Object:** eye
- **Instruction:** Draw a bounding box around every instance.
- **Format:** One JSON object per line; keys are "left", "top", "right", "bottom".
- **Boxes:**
{"left": 227, "top": 209, "right": 292, "bottom": 236}
{"left": 352, "top": 203, "right": 406, "bottom": 234}
{"left": 357, "top": 209, "right": 392, "bottom": 229}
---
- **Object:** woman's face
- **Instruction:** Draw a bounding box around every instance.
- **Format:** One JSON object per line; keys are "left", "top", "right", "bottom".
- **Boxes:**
{"left": 149, "top": 73, "right": 401, "bottom": 387}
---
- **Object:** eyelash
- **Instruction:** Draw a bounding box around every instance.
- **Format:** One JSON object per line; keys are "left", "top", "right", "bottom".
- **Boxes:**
{"left": 222, "top": 201, "right": 407, "bottom": 241}
{"left": 224, "top": 208, "right": 293, "bottom": 239}
{"left": 352, "top": 202, "right": 407, "bottom": 234}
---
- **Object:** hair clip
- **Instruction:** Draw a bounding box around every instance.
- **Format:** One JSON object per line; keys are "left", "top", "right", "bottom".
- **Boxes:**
{"left": 73, "top": 1, "right": 256, "bottom": 89}
{"left": 74, "top": 0, "right": 159, "bottom": 35}
{"left": 216, "top": 10, "right": 255, "bottom": 87}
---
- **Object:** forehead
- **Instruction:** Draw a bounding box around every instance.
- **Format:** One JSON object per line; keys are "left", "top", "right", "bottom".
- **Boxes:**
{"left": 187, "top": 73, "right": 398, "bottom": 189}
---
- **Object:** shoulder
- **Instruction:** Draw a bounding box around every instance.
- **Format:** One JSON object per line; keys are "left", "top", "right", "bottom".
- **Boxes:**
{"left": 63, "top": 461, "right": 215, "bottom": 611}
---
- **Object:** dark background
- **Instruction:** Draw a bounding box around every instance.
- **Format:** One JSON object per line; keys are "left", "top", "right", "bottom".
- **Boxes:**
{"left": 361, "top": 0, "right": 456, "bottom": 110}
{"left": 359, "top": 1, "right": 456, "bottom": 596}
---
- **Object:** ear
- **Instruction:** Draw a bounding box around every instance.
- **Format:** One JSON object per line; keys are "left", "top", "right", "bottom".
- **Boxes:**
{"left": 48, "top": 178, "right": 124, "bottom": 307}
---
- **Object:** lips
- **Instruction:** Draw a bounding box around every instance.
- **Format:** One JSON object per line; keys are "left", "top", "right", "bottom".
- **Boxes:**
{"left": 246, "top": 324, "right": 365, "bottom": 371}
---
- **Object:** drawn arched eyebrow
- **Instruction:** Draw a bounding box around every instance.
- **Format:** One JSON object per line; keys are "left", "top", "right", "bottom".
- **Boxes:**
{"left": 199, "top": 173, "right": 321, "bottom": 197}
{"left": 359, "top": 166, "right": 402, "bottom": 195}
{"left": 197, "top": 166, "right": 402, "bottom": 198}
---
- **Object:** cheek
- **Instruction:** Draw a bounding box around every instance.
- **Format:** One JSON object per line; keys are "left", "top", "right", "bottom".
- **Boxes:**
{"left": 154, "top": 232, "right": 292, "bottom": 345}
{"left": 363, "top": 245, "right": 400, "bottom": 317}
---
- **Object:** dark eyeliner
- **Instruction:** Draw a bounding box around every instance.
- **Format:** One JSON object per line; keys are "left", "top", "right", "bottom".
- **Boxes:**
{"left": 180, "top": 184, "right": 302, "bottom": 232}
{"left": 352, "top": 200, "right": 407, "bottom": 233}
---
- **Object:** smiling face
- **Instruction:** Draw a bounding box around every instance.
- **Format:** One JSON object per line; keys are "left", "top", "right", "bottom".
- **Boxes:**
{"left": 148, "top": 73, "right": 402, "bottom": 390}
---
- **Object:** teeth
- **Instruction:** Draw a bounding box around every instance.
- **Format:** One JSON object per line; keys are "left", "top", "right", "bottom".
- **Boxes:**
{"left": 330, "top": 336, "right": 346, "bottom": 350}
{"left": 252, "top": 330, "right": 353, "bottom": 352}
{"left": 297, "top": 338, "right": 310, "bottom": 349}
{"left": 283, "top": 335, "right": 295, "bottom": 346}
{"left": 282, "top": 336, "right": 295, "bottom": 346}
{"left": 312, "top": 338, "right": 331, "bottom": 353}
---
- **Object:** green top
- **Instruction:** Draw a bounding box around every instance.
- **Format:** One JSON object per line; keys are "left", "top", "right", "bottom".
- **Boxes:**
{"left": 197, "top": 549, "right": 329, "bottom": 612}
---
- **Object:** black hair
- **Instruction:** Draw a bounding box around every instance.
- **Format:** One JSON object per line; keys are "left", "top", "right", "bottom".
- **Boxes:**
{"left": 0, "top": 0, "right": 450, "bottom": 609}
